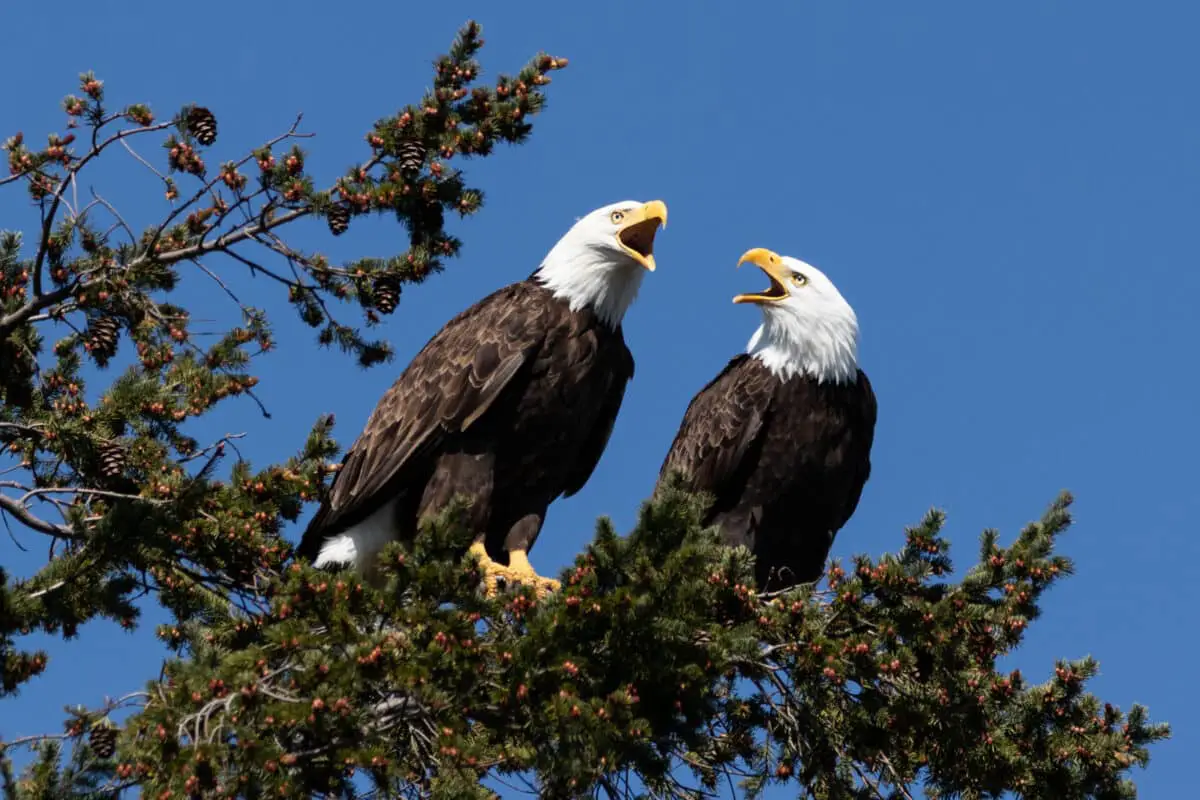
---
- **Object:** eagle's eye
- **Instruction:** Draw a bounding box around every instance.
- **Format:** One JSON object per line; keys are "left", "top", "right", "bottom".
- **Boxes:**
{"left": 790, "top": 272, "right": 808, "bottom": 287}
{"left": 609, "top": 210, "right": 625, "bottom": 224}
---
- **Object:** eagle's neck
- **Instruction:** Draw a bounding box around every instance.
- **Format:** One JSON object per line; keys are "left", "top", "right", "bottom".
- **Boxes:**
{"left": 533, "top": 245, "right": 643, "bottom": 329}
{"left": 747, "top": 308, "right": 859, "bottom": 385}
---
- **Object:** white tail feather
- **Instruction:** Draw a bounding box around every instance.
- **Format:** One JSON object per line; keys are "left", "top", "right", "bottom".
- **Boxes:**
{"left": 313, "top": 497, "right": 399, "bottom": 573}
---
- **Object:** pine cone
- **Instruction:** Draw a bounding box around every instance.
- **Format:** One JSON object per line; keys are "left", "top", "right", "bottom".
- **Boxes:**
{"left": 398, "top": 140, "right": 426, "bottom": 174}
{"left": 99, "top": 442, "right": 126, "bottom": 479}
{"left": 88, "top": 722, "right": 118, "bottom": 759}
{"left": 186, "top": 106, "right": 218, "bottom": 146}
{"left": 374, "top": 276, "right": 400, "bottom": 315}
{"left": 326, "top": 204, "right": 350, "bottom": 236}
{"left": 86, "top": 316, "right": 121, "bottom": 365}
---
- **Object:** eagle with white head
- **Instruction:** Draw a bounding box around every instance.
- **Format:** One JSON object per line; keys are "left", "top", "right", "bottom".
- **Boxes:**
{"left": 298, "top": 200, "right": 668, "bottom": 596}
{"left": 657, "top": 247, "right": 877, "bottom": 591}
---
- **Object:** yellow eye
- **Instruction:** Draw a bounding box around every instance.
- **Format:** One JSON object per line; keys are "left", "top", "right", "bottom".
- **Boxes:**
{"left": 609, "top": 210, "right": 625, "bottom": 224}
{"left": 790, "top": 272, "right": 808, "bottom": 287}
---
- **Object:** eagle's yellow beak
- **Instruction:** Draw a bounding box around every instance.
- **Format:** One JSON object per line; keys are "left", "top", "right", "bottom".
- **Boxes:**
{"left": 616, "top": 200, "right": 668, "bottom": 271}
{"left": 733, "top": 247, "right": 791, "bottom": 304}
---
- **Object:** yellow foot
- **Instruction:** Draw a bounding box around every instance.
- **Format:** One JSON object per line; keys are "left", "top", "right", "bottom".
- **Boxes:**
{"left": 506, "top": 548, "right": 561, "bottom": 598}
{"left": 468, "top": 542, "right": 560, "bottom": 599}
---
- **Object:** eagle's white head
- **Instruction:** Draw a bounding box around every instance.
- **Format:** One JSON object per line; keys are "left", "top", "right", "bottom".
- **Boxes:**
{"left": 535, "top": 199, "right": 668, "bottom": 328}
{"left": 734, "top": 247, "right": 860, "bottom": 384}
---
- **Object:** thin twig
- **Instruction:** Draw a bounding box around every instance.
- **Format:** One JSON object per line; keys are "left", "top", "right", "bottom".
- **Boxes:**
{"left": 1, "top": 511, "right": 28, "bottom": 551}
{"left": 879, "top": 753, "right": 916, "bottom": 800}
{"left": 188, "top": 257, "right": 252, "bottom": 312}
{"left": 30, "top": 120, "right": 174, "bottom": 289}
{"left": 177, "top": 432, "right": 247, "bottom": 465}
{"left": 89, "top": 188, "right": 137, "bottom": 243}
{"left": 19, "top": 486, "right": 165, "bottom": 505}
{"left": 119, "top": 136, "right": 169, "bottom": 183}
{"left": 851, "top": 760, "right": 889, "bottom": 800}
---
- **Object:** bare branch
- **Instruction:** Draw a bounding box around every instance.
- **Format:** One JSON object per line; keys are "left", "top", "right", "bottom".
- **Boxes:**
{"left": 0, "top": 169, "right": 33, "bottom": 188}
{"left": 19, "top": 486, "right": 166, "bottom": 505}
{"left": 89, "top": 188, "right": 137, "bottom": 244}
{"left": 25, "top": 579, "right": 67, "bottom": 600}
{"left": 119, "top": 136, "right": 169, "bottom": 184}
{"left": 879, "top": 754, "right": 916, "bottom": 800}
{"left": 0, "top": 493, "right": 75, "bottom": 538}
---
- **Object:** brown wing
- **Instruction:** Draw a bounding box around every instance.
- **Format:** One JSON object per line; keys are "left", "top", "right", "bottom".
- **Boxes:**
{"left": 561, "top": 340, "right": 634, "bottom": 498}
{"left": 658, "top": 354, "right": 774, "bottom": 498}
{"left": 297, "top": 281, "right": 549, "bottom": 559}
{"left": 832, "top": 368, "right": 877, "bottom": 528}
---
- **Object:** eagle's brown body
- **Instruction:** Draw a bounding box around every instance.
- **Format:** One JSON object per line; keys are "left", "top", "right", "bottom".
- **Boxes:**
{"left": 297, "top": 276, "right": 634, "bottom": 569}
{"left": 659, "top": 354, "right": 876, "bottom": 590}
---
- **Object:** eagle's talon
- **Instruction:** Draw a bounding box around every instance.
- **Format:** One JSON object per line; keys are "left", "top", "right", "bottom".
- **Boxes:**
{"left": 469, "top": 542, "right": 560, "bottom": 599}
{"left": 535, "top": 576, "right": 561, "bottom": 597}
{"left": 470, "top": 541, "right": 512, "bottom": 598}
{"left": 505, "top": 548, "right": 560, "bottom": 599}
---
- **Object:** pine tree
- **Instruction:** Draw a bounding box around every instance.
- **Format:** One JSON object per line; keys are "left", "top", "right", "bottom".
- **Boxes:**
{"left": 0, "top": 22, "right": 1169, "bottom": 800}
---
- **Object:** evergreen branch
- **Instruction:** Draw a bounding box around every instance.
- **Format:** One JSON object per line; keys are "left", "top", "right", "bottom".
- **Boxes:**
{"left": 142, "top": 114, "right": 311, "bottom": 257}
{"left": 0, "top": 249, "right": 115, "bottom": 335}
{"left": 30, "top": 120, "right": 174, "bottom": 283}
{"left": 0, "top": 284, "right": 75, "bottom": 335}
{"left": 137, "top": 205, "right": 309, "bottom": 269}
{"left": 130, "top": 145, "right": 380, "bottom": 274}
{"left": 0, "top": 691, "right": 149, "bottom": 753}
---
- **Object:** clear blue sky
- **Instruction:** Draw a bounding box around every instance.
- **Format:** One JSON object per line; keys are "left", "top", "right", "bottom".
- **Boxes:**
{"left": 3, "top": 1, "right": 1197, "bottom": 795}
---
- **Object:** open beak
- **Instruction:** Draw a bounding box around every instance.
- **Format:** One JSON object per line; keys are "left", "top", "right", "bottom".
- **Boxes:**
{"left": 616, "top": 200, "right": 668, "bottom": 271}
{"left": 733, "top": 247, "right": 790, "bottom": 304}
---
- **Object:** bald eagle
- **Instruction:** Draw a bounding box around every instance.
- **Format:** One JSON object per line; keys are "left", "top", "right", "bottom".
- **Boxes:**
{"left": 298, "top": 200, "right": 668, "bottom": 596}
{"left": 657, "top": 247, "right": 876, "bottom": 591}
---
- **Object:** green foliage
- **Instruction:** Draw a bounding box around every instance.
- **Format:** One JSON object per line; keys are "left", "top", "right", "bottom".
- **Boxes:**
{"left": 5, "top": 488, "right": 1164, "bottom": 799}
{"left": 0, "top": 19, "right": 1168, "bottom": 800}
{"left": 0, "top": 18, "right": 564, "bottom": 701}
{"left": 1, "top": 738, "right": 116, "bottom": 800}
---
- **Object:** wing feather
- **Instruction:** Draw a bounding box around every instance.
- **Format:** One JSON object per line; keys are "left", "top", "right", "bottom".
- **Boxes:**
{"left": 658, "top": 355, "right": 773, "bottom": 498}
{"left": 562, "top": 341, "right": 634, "bottom": 497}
{"left": 298, "top": 282, "right": 547, "bottom": 557}
{"left": 832, "top": 369, "right": 878, "bottom": 527}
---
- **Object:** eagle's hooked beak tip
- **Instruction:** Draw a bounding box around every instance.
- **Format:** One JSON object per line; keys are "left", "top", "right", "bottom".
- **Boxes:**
{"left": 616, "top": 200, "right": 668, "bottom": 272}
{"left": 647, "top": 199, "right": 667, "bottom": 230}
{"left": 733, "top": 247, "right": 788, "bottom": 305}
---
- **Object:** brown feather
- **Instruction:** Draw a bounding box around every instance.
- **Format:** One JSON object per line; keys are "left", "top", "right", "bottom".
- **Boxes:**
{"left": 658, "top": 355, "right": 877, "bottom": 590}
{"left": 298, "top": 277, "right": 634, "bottom": 565}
